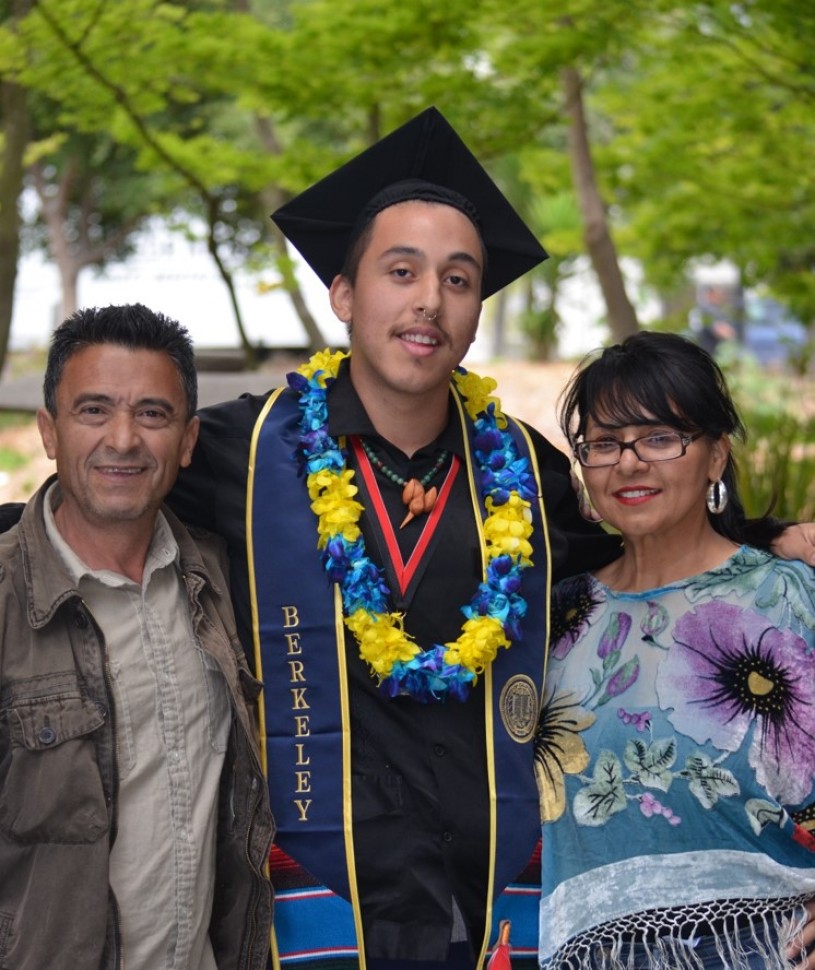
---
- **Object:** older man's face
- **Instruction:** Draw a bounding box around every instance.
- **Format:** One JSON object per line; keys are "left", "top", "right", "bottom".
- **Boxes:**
{"left": 37, "top": 343, "right": 198, "bottom": 534}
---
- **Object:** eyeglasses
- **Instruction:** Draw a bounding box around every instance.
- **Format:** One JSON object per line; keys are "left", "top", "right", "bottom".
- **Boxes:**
{"left": 574, "top": 431, "right": 703, "bottom": 468}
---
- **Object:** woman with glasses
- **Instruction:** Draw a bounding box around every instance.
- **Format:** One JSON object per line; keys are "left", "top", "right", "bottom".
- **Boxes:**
{"left": 536, "top": 331, "right": 815, "bottom": 970}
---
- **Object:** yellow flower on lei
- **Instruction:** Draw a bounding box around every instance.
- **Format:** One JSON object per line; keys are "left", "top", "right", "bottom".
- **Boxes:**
{"left": 483, "top": 494, "right": 534, "bottom": 564}
{"left": 345, "top": 609, "right": 421, "bottom": 673}
{"left": 308, "top": 469, "right": 363, "bottom": 546}
{"left": 298, "top": 349, "right": 348, "bottom": 385}
{"left": 444, "top": 616, "right": 510, "bottom": 674}
{"left": 453, "top": 370, "right": 507, "bottom": 428}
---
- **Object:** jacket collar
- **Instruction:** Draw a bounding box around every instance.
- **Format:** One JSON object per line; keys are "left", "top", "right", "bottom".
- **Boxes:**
{"left": 17, "top": 476, "right": 220, "bottom": 630}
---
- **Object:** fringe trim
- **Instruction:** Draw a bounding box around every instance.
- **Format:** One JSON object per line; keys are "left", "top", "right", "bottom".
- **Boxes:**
{"left": 545, "top": 896, "right": 812, "bottom": 970}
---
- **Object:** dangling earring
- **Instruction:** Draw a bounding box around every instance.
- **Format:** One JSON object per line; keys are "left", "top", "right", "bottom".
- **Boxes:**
{"left": 706, "top": 479, "right": 729, "bottom": 514}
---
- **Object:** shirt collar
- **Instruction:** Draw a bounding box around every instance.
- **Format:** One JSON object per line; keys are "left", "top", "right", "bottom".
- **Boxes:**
{"left": 43, "top": 481, "right": 179, "bottom": 589}
{"left": 326, "top": 356, "right": 465, "bottom": 459}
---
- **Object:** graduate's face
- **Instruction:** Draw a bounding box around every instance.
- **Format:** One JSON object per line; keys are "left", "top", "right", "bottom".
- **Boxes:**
{"left": 330, "top": 200, "right": 483, "bottom": 404}
{"left": 37, "top": 344, "right": 199, "bottom": 531}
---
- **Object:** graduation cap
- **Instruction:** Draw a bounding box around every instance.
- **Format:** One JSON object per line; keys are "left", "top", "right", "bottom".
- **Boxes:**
{"left": 271, "top": 107, "right": 548, "bottom": 299}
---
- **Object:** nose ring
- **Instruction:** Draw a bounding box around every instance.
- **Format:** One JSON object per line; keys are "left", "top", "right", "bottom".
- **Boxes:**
{"left": 421, "top": 308, "right": 439, "bottom": 322}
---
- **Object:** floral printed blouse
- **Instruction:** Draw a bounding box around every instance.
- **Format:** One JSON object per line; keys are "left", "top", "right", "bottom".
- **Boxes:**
{"left": 537, "top": 546, "right": 815, "bottom": 969}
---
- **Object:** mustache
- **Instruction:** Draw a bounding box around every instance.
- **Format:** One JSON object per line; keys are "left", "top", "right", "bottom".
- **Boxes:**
{"left": 89, "top": 447, "right": 155, "bottom": 466}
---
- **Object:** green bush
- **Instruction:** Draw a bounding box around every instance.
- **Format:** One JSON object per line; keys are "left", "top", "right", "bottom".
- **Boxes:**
{"left": 719, "top": 351, "right": 815, "bottom": 521}
{"left": 0, "top": 447, "right": 28, "bottom": 473}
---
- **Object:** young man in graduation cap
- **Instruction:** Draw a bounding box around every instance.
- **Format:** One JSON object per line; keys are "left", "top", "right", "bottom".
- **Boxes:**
{"left": 163, "top": 109, "right": 644, "bottom": 967}
{"left": 169, "top": 107, "right": 622, "bottom": 968}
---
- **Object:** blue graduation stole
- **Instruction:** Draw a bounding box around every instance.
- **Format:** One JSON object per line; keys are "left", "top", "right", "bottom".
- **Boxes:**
{"left": 247, "top": 381, "right": 553, "bottom": 968}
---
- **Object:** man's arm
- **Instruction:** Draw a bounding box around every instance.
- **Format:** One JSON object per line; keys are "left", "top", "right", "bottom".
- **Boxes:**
{"left": 771, "top": 524, "right": 815, "bottom": 567}
{"left": 166, "top": 392, "right": 268, "bottom": 656}
{"left": 0, "top": 503, "right": 24, "bottom": 533}
{"left": 789, "top": 899, "right": 815, "bottom": 970}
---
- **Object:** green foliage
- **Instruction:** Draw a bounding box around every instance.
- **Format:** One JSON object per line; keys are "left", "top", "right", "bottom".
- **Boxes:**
{"left": 595, "top": 1, "right": 815, "bottom": 319}
{"left": 720, "top": 353, "right": 815, "bottom": 521}
{"left": 3, "top": 0, "right": 815, "bottom": 370}
{"left": 0, "top": 445, "right": 27, "bottom": 472}
{"left": 0, "top": 411, "right": 33, "bottom": 430}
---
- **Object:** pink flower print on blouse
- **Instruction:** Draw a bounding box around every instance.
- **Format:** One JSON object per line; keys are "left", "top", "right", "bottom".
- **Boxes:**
{"left": 656, "top": 601, "right": 815, "bottom": 806}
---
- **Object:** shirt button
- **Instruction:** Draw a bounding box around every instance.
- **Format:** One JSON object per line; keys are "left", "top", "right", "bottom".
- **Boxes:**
{"left": 433, "top": 744, "right": 446, "bottom": 757}
{"left": 74, "top": 611, "right": 88, "bottom": 629}
{"left": 38, "top": 726, "right": 57, "bottom": 745}
{"left": 441, "top": 830, "right": 454, "bottom": 844}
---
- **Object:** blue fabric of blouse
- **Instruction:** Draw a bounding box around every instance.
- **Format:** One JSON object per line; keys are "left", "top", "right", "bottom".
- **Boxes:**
{"left": 537, "top": 546, "right": 815, "bottom": 970}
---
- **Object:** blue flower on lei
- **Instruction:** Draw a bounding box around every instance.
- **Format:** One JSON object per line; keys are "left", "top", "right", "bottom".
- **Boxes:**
{"left": 290, "top": 355, "right": 536, "bottom": 702}
{"left": 463, "top": 555, "right": 528, "bottom": 639}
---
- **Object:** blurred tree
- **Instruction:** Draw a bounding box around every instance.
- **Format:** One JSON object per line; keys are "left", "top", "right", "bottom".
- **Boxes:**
{"left": 2, "top": 0, "right": 291, "bottom": 369}
{"left": 596, "top": 0, "right": 815, "bottom": 323}
{"left": 1, "top": 0, "right": 813, "bottom": 379}
{"left": 28, "top": 137, "right": 152, "bottom": 321}
{"left": 0, "top": 0, "right": 32, "bottom": 375}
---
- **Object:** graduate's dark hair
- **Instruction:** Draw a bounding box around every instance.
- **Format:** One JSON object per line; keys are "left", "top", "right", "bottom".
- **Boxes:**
{"left": 43, "top": 303, "right": 197, "bottom": 419}
{"left": 559, "top": 330, "right": 753, "bottom": 543}
{"left": 339, "top": 180, "right": 489, "bottom": 294}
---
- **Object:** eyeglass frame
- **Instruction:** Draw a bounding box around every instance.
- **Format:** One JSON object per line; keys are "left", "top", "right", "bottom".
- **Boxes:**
{"left": 573, "top": 430, "right": 704, "bottom": 468}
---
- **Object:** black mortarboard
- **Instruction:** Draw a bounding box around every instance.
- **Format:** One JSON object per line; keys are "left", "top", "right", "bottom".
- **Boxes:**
{"left": 271, "top": 107, "right": 548, "bottom": 299}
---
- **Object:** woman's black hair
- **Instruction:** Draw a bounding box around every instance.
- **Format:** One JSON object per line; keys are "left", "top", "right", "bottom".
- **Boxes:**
{"left": 558, "top": 330, "right": 756, "bottom": 543}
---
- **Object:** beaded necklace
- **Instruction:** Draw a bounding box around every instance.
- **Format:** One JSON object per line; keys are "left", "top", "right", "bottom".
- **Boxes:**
{"left": 359, "top": 438, "right": 450, "bottom": 527}
{"left": 360, "top": 438, "right": 450, "bottom": 490}
{"left": 288, "top": 350, "right": 538, "bottom": 702}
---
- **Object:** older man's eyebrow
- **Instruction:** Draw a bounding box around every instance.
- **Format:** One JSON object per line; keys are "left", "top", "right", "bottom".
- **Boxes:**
{"left": 70, "top": 392, "right": 177, "bottom": 413}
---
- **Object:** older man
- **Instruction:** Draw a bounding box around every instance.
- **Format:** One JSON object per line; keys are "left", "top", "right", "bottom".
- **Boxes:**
{"left": 0, "top": 304, "right": 273, "bottom": 969}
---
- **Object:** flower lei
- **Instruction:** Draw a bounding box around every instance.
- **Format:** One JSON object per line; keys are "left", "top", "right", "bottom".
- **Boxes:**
{"left": 288, "top": 349, "right": 538, "bottom": 702}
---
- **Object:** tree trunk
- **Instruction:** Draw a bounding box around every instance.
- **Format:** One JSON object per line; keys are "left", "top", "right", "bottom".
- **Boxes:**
{"left": 57, "top": 262, "right": 80, "bottom": 321}
{"left": 204, "top": 196, "right": 257, "bottom": 368}
{"left": 256, "top": 116, "right": 329, "bottom": 353}
{"left": 0, "top": 77, "right": 30, "bottom": 377}
{"left": 562, "top": 65, "right": 639, "bottom": 342}
{"left": 32, "top": 161, "right": 82, "bottom": 322}
{"left": 32, "top": 159, "right": 144, "bottom": 327}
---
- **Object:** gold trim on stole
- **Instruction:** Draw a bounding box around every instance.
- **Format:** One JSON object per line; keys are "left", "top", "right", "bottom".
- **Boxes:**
{"left": 246, "top": 396, "right": 365, "bottom": 967}
{"left": 335, "top": 577, "right": 367, "bottom": 968}
{"left": 450, "top": 389, "right": 496, "bottom": 966}
{"left": 245, "top": 387, "right": 285, "bottom": 966}
{"left": 514, "top": 420, "right": 554, "bottom": 691}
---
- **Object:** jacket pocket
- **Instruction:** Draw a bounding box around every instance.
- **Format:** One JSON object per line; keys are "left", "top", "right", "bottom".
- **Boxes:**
{"left": 0, "top": 694, "right": 109, "bottom": 843}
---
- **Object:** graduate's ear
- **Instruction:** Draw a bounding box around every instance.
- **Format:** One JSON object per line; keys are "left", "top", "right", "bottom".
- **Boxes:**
{"left": 329, "top": 274, "right": 354, "bottom": 327}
